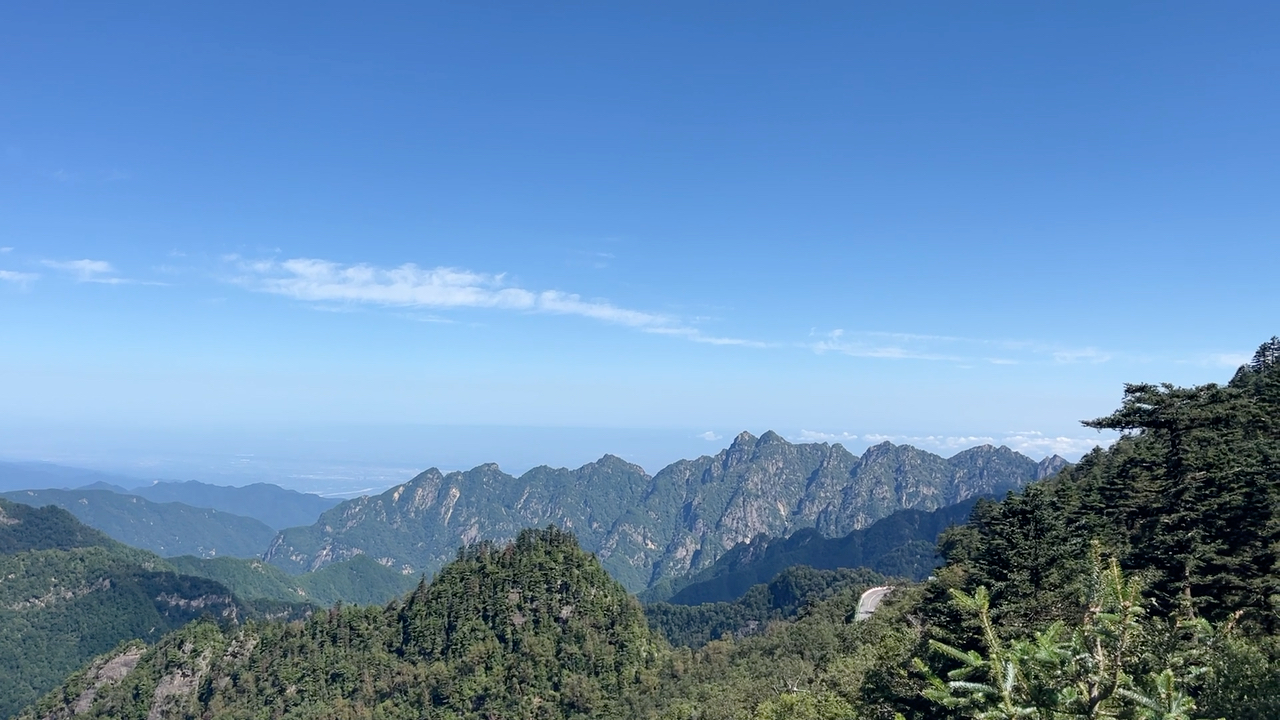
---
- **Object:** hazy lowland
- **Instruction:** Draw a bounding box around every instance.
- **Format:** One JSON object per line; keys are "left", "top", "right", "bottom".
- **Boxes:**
{"left": 0, "top": 337, "right": 1275, "bottom": 719}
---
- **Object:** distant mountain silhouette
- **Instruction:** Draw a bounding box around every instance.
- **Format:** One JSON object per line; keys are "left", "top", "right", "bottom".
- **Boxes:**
{"left": 129, "top": 479, "right": 340, "bottom": 530}
{"left": 0, "top": 488, "right": 276, "bottom": 558}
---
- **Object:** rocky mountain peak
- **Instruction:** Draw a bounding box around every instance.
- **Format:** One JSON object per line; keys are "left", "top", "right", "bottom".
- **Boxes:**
{"left": 407, "top": 468, "right": 444, "bottom": 486}
{"left": 756, "top": 430, "right": 787, "bottom": 446}
{"left": 721, "top": 431, "right": 760, "bottom": 469}
{"left": 591, "top": 454, "right": 648, "bottom": 473}
{"left": 860, "top": 440, "right": 899, "bottom": 461}
{"left": 1036, "top": 454, "right": 1070, "bottom": 480}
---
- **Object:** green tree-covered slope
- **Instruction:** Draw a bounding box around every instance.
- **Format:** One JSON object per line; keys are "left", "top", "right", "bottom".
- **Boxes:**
{"left": 0, "top": 498, "right": 118, "bottom": 554}
{"left": 902, "top": 337, "right": 1280, "bottom": 719}
{"left": 937, "top": 336, "right": 1280, "bottom": 631}
{"left": 18, "top": 535, "right": 926, "bottom": 720}
{"left": 128, "top": 480, "right": 340, "bottom": 531}
{"left": 0, "top": 489, "right": 276, "bottom": 559}
{"left": 645, "top": 564, "right": 885, "bottom": 647}
{"left": 24, "top": 527, "right": 664, "bottom": 720}
{"left": 0, "top": 499, "right": 307, "bottom": 719}
{"left": 165, "top": 553, "right": 419, "bottom": 607}
{"left": 266, "top": 435, "right": 1049, "bottom": 591}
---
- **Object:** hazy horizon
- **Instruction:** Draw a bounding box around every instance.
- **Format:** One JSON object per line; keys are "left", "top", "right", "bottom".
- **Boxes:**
{"left": 0, "top": 421, "right": 1114, "bottom": 497}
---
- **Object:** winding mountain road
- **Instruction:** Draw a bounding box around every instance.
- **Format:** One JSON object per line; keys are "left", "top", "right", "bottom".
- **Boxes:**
{"left": 855, "top": 585, "right": 894, "bottom": 621}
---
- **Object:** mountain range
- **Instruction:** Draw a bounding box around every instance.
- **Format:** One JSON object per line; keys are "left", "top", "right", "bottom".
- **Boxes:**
{"left": 13, "top": 339, "right": 1280, "bottom": 720}
{"left": 0, "top": 488, "right": 278, "bottom": 558}
{"left": 265, "top": 431, "right": 1063, "bottom": 591}
{"left": 127, "top": 480, "right": 341, "bottom": 530}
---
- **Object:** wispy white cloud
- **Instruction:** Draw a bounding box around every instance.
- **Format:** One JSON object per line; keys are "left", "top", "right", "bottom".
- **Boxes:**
{"left": 43, "top": 259, "right": 129, "bottom": 284}
{"left": 791, "top": 428, "right": 1113, "bottom": 459}
{"left": 809, "top": 329, "right": 1114, "bottom": 366}
{"left": 1051, "top": 348, "right": 1112, "bottom": 364}
{"left": 41, "top": 259, "right": 164, "bottom": 286}
{"left": 241, "top": 258, "right": 535, "bottom": 309}
{"left": 233, "top": 257, "right": 765, "bottom": 347}
{"left": 0, "top": 270, "right": 38, "bottom": 286}
{"left": 796, "top": 429, "right": 859, "bottom": 444}
{"left": 697, "top": 431, "right": 722, "bottom": 441}
{"left": 809, "top": 330, "right": 966, "bottom": 361}
{"left": 0, "top": 247, "right": 12, "bottom": 253}
{"left": 395, "top": 312, "right": 456, "bottom": 324}
{"left": 861, "top": 433, "right": 999, "bottom": 451}
{"left": 999, "top": 430, "right": 1114, "bottom": 458}
{"left": 646, "top": 326, "right": 770, "bottom": 347}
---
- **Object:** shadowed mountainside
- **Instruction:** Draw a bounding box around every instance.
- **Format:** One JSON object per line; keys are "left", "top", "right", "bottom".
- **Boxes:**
{"left": 641, "top": 495, "right": 996, "bottom": 605}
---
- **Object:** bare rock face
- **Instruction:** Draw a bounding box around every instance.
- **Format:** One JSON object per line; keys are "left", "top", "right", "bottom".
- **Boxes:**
{"left": 54, "top": 645, "right": 147, "bottom": 719}
{"left": 265, "top": 455, "right": 652, "bottom": 578}
{"left": 265, "top": 432, "right": 1041, "bottom": 591}
{"left": 145, "top": 642, "right": 212, "bottom": 720}
{"left": 1037, "top": 454, "right": 1071, "bottom": 480}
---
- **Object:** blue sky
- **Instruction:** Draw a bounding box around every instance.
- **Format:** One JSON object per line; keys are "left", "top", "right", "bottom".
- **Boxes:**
{"left": 2, "top": 2, "right": 1278, "bottom": 485}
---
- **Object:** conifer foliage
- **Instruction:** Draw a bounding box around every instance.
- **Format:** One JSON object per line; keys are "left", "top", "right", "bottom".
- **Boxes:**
{"left": 942, "top": 337, "right": 1280, "bottom": 629}
{"left": 23, "top": 527, "right": 664, "bottom": 720}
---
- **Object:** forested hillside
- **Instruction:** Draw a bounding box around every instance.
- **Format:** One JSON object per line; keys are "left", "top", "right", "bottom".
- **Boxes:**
{"left": 0, "top": 499, "right": 308, "bottom": 719}
{"left": 937, "top": 336, "right": 1280, "bottom": 631}
{"left": 165, "top": 553, "right": 419, "bottom": 607}
{"left": 0, "top": 499, "right": 117, "bottom": 554}
{"left": 265, "top": 436, "right": 1047, "bottom": 590}
{"left": 906, "top": 337, "right": 1280, "bottom": 718}
{"left": 24, "top": 527, "right": 665, "bottom": 720}
{"left": 0, "top": 489, "right": 277, "bottom": 558}
{"left": 644, "top": 497, "right": 987, "bottom": 605}
{"left": 644, "top": 565, "right": 885, "bottom": 647}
